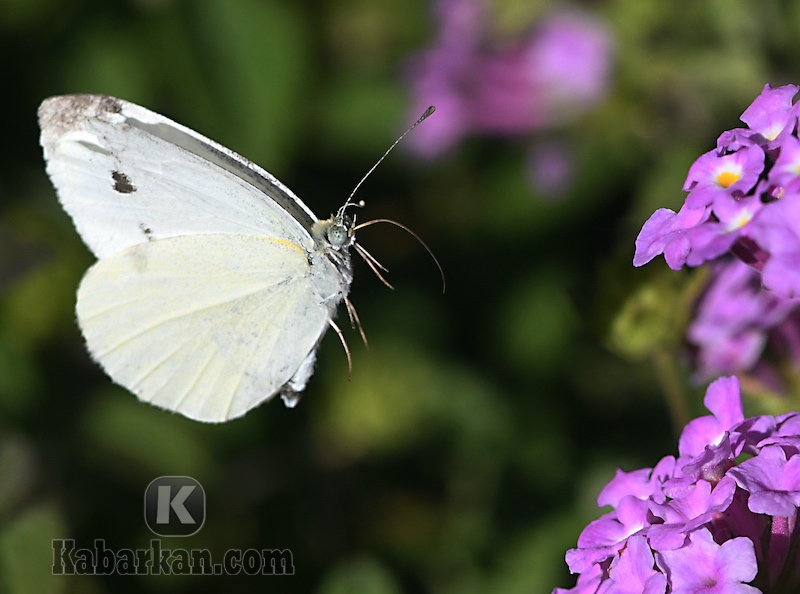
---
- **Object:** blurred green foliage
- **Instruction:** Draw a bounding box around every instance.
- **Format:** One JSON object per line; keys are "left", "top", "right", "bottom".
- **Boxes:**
{"left": 1, "top": 0, "right": 799, "bottom": 592}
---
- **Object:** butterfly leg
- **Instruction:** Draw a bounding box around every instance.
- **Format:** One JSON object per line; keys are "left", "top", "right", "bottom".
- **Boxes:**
{"left": 343, "top": 295, "right": 368, "bottom": 347}
{"left": 326, "top": 318, "right": 352, "bottom": 381}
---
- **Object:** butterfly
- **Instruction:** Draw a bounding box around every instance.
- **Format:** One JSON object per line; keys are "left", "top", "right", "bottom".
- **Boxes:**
{"left": 39, "top": 95, "right": 438, "bottom": 422}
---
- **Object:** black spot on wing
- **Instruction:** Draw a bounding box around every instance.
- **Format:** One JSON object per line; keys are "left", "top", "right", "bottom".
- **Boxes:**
{"left": 112, "top": 171, "right": 136, "bottom": 194}
{"left": 139, "top": 223, "right": 153, "bottom": 240}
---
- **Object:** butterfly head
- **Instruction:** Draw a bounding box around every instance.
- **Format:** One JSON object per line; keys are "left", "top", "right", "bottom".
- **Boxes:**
{"left": 312, "top": 213, "right": 356, "bottom": 251}
{"left": 327, "top": 214, "right": 355, "bottom": 248}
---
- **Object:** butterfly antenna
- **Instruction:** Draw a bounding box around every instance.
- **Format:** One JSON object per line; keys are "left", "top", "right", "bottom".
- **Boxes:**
{"left": 337, "top": 106, "right": 436, "bottom": 218}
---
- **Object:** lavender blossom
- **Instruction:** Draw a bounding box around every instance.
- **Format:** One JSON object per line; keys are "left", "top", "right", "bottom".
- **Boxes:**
{"left": 634, "top": 84, "right": 800, "bottom": 299}
{"left": 405, "top": 0, "right": 612, "bottom": 181}
{"left": 687, "top": 258, "right": 800, "bottom": 379}
{"left": 553, "top": 376, "right": 800, "bottom": 593}
{"left": 634, "top": 83, "right": 800, "bottom": 379}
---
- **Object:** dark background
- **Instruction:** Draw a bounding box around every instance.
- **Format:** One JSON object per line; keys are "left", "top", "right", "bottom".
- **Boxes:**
{"left": 2, "top": 0, "right": 800, "bottom": 592}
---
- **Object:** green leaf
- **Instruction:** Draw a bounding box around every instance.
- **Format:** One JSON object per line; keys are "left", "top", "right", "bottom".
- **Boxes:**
{"left": 0, "top": 504, "right": 66, "bottom": 594}
{"left": 317, "top": 557, "right": 402, "bottom": 594}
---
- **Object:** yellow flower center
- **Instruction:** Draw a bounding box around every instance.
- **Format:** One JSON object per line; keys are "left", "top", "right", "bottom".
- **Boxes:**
{"left": 724, "top": 210, "right": 753, "bottom": 233}
{"left": 716, "top": 171, "right": 740, "bottom": 188}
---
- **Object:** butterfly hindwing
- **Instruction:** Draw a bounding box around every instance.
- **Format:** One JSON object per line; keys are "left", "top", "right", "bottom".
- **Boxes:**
{"left": 76, "top": 234, "right": 333, "bottom": 422}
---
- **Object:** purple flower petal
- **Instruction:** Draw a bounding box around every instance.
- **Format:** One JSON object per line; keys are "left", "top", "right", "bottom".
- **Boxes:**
{"left": 597, "top": 457, "right": 675, "bottom": 508}
{"left": 633, "top": 204, "right": 709, "bottom": 268}
{"left": 433, "top": 0, "right": 483, "bottom": 45}
{"left": 527, "top": 11, "right": 613, "bottom": 119}
{"left": 682, "top": 145, "right": 765, "bottom": 197}
{"left": 740, "top": 83, "right": 800, "bottom": 143}
{"left": 678, "top": 434, "right": 737, "bottom": 484}
{"left": 704, "top": 377, "right": 746, "bottom": 429}
{"left": 687, "top": 260, "right": 799, "bottom": 377}
{"left": 598, "top": 535, "right": 666, "bottom": 594}
{"left": 678, "top": 377, "right": 744, "bottom": 457}
{"left": 730, "top": 414, "right": 778, "bottom": 454}
{"left": 761, "top": 250, "right": 800, "bottom": 299}
{"left": 717, "top": 127, "right": 761, "bottom": 152}
{"left": 647, "top": 478, "right": 736, "bottom": 551}
{"left": 567, "top": 496, "right": 651, "bottom": 573}
{"left": 470, "top": 48, "right": 544, "bottom": 133}
{"left": 553, "top": 563, "right": 605, "bottom": 594}
{"left": 406, "top": 3, "right": 613, "bottom": 157}
{"left": 768, "top": 134, "right": 800, "bottom": 188}
{"left": 405, "top": 46, "right": 474, "bottom": 157}
{"left": 683, "top": 224, "right": 741, "bottom": 267}
{"left": 655, "top": 528, "right": 758, "bottom": 594}
{"left": 728, "top": 445, "right": 800, "bottom": 516}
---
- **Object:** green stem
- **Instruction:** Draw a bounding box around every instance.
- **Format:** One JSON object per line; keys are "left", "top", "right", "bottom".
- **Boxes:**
{"left": 652, "top": 348, "right": 691, "bottom": 435}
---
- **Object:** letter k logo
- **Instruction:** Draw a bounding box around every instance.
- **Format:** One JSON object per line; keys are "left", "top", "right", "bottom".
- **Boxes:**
{"left": 144, "top": 477, "right": 205, "bottom": 536}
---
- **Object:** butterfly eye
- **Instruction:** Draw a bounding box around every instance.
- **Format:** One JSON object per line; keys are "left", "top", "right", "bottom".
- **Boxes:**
{"left": 327, "top": 223, "right": 349, "bottom": 247}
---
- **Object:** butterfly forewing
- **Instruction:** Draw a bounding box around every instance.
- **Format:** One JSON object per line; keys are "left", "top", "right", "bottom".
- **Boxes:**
{"left": 39, "top": 94, "right": 317, "bottom": 259}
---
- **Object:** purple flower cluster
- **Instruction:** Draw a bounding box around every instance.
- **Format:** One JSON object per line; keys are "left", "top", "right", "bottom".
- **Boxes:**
{"left": 405, "top": 0, "right": 612, "bottom": 192}
{"left": 688, "top": 258, "right": 800, "bottom": 380}
{"left": 634, "top": 84, "right": 800, "bottom": 379}
{"left": 554, "top": 376, "right": 800, "bottom": 593}
{"left": 634, "top": 84, "right": 800, "bottom": 299}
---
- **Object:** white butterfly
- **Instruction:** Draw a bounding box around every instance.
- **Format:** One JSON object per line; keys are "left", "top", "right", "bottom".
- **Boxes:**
{"left": 39, "top": 95, "right": 437, "bottom": 423}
